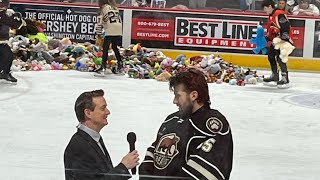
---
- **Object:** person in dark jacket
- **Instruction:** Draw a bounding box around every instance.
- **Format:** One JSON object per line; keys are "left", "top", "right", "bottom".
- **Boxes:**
{"left": 64, "top": 89, "right": 139, "bottom": 180}
{"left": 139, "top": 68, "right": 233, "bottom": 180}
{"left": 0, "top": 0, "right": 25, "bottom": 84}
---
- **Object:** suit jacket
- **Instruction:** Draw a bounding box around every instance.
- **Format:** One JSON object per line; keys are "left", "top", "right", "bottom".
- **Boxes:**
{"left": 64, "top": 129, "right": 131, "bottom": 180}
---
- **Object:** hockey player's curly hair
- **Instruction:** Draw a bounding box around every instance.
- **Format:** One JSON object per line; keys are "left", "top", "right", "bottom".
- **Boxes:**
{"left": 169, "top": 68, "right": 211, "bottom": 107}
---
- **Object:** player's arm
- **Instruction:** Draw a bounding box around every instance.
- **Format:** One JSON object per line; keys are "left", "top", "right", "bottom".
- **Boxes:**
{"left": 139, "top": 114, "right": 177, "bottom": 180}
{"left": 96, "top": 7, "right": 108, "bottom": 36}
{"left": 266, "top": 24, "right": 280, "bottom": 42}
{"left": 138, "top": 140, "right": 156, "bottom": 180}
{"left": 277, "top": 14, "right": 290, "bottom": 41}
{"left": 95, "top": 14, "right": 103, "bottom": 37}
{"left": 96, "top": 16, "right": 103, "bottom": 37}
{"left": 181, "top": 117, "right": 233, "bottom": 180}
{"left": 0, "top": 10, "right": 26, "bottom": 30}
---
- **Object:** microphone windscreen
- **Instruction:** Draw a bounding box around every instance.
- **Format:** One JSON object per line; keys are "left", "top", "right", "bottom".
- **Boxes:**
{"left": 127, "top": 132, "right": 136, "bottom": 144}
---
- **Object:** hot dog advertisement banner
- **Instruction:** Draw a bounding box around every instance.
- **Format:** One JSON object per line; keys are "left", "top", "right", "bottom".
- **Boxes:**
{"left": 11, "top": 2, "right": 125, "bottom": 43}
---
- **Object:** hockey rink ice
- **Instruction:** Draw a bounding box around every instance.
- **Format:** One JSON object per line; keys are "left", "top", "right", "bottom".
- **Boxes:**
{"left": 0, "top": 70, "right": 319, "bottom": 180}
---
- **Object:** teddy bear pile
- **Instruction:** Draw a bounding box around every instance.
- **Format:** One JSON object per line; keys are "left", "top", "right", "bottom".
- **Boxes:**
{"left": 123, "top": 46, "right": 263, "bottom": 86}
{"left": 9, "top": 18, "right": 263, "bottom": 86}
{"left": 8, "top": 18, "right": 98, "bottom": 72}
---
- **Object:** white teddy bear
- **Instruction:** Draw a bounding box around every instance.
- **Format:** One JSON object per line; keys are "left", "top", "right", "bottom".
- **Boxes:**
{"left": 272, "top": 37, "right": 295, "bottom": 63}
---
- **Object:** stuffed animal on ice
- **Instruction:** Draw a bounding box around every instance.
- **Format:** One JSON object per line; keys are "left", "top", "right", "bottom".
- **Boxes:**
{"left": 15, "top": 18, "right": 38, "bottom": 37}
{"left": 250, "top": 25, "right": 267, "bottom": 54}
{"left": 176, "top": 54, "right": 187, "bottom": 65}
{"left": 47, "top": 39, "right": 60, "bottom": 50}
{"left": 11, "top": 60, "right": 24, "bottom": 71}
{"left": 72, "top": 45, "right": 86, "bottom": 59}
{"left": 272, "top": 37, "right": 295, "bottom": 63}
{"left": 15, "top": 18, "right": 48, "bottom": 43}
{"left": 160, "top": 58, "right": 174, "bottom": 70}
{"left": 9, "top": 35, "right": 30, "bottom": 52}
{"left": 9, "top": 36, "right": 32, "bottom": 62}
{"left": 155, "top": 71, "right": 172, "bottom": 82}
{"left": 59, "top": 38, "right": 73, "bottom": 52}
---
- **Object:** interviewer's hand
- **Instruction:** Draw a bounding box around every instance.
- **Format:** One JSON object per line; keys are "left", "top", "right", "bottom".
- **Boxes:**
{"left": 121, "top": 150, "right": 139, "bottom": 170}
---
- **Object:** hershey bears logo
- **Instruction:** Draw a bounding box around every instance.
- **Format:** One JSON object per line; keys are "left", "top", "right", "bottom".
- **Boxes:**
{"left": 154, "top": 133, "right": 180, "bottom": 170}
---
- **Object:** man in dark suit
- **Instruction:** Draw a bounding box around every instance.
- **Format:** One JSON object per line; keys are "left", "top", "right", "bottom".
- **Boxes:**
{"left": 64, "top": 89, "right": 139, "bottom": 180}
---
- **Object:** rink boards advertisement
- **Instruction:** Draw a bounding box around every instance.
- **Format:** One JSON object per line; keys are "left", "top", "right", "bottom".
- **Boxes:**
{"left": 11, "top": 2, "right": 101, "bottom": 43}
{"left": 131, "top": 10, "right": 305, "bottom": 57}
{"left": 10, "top": 1, "right": 308, "bottom": 58}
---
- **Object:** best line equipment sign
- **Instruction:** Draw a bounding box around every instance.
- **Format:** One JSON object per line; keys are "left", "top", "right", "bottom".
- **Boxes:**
{"left": 174, "top": 17, "right": 260, "bottom": 49}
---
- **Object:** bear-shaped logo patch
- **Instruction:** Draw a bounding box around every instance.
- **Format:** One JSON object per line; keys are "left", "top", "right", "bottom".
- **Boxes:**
{"left": 154, "top": 133, "right": 180, "bottom": 170}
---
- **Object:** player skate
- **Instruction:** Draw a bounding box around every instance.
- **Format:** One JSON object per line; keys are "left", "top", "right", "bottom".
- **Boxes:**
{"left": 263, "top": 72, "right": 278, "bottom": 87}
{"left": 111, "top": 66, "right": 125, "bottom": 75}
{"left": 0, "top": 72, "right": 17, "bottom": 85}
{"left": 93, "top": 67, "right": 114, "bottom": 77}
{"left": 277, "top": 72, "right": 290, "bottom": 89}
{"left": 93, "top": 67, "right": 106, "bottom": 77}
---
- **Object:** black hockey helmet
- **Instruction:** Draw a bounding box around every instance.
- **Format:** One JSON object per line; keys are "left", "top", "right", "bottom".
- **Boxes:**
{"left": 0, "top": 0, "right": 10, "bottom": 7}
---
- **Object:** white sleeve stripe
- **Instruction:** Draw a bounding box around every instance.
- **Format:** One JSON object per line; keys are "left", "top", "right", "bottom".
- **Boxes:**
{"left": 18, "top": 19, "right": 26, "bottom": 30}
{"left": 95, "top": 24, "right": 103, "bottom": 34}
{"left": 163, "top": 116, "right": 181, "bottom": 123}
{"left": 185, "top": 136, "right": 206, "bottom": 163}
{"left": 187, "top": 159, "right": 219, "bottom": 180}
{"left": 0, "top": 40, "right": 9, "bottom": 44}
{"left": 182, "top": 167, "right": 200, "bottom": 180}
{"left": 189, "top": 119, "right": 216, "bottom": 137}
{"left": 96, "top": 15, "right": 103, "bottom": 25}
{"left": 145, "top": 151, "right": 154, "bottom": 159}
{"left": 218, "top": 126, "right": 230, "bottom": 135}
{"left": 189, "top": 154, "right": 225, "bottom": 179}
{"left": 142, "top": 160, "right": 154, "bottom": 163}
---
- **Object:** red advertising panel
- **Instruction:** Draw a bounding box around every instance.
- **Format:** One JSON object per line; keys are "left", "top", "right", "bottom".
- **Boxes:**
{"left": 290, "top": 27, "right": 305, "bottom": 49}
{"left": 132, "top": 18, "right": 175, "bottom": 41}
{"left": 131, "top": 10, "right": 305, "bottom": 57}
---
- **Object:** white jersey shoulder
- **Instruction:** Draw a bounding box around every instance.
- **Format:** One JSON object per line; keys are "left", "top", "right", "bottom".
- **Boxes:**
{"left": 100, "top": 4, "right": 122, "bottom": 36}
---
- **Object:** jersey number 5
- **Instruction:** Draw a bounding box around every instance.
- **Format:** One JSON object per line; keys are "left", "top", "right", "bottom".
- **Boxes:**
{"left": 197, "top": 138, "right": 216, "bottom": 152}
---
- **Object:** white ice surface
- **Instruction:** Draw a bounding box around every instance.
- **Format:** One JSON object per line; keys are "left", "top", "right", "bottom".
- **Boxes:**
{"left": 0, "top": 70, "right": 320, "bottom": 180}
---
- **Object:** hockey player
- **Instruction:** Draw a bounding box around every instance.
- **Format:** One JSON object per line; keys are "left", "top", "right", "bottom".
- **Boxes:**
{"left": 262, "top": 0, "right": 293, "bottom": 89}
{"left": 94, "top": 0, "right": 123, "bottom": 77}
{"left": 0, "top": 0, "right": 25, "bottom": 84}
{"left": 139, "top": 68, "right": 233, "bottom": 180}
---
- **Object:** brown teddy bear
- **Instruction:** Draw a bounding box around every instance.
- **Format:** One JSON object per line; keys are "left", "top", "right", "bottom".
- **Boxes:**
{"left": 155, "top": 71, "right": 172, "bottom": 82}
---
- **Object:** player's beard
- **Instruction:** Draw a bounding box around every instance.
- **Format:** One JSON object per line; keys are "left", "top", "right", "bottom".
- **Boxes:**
{"left": 179, "top": 98, "right": 193, "bottom": 119}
